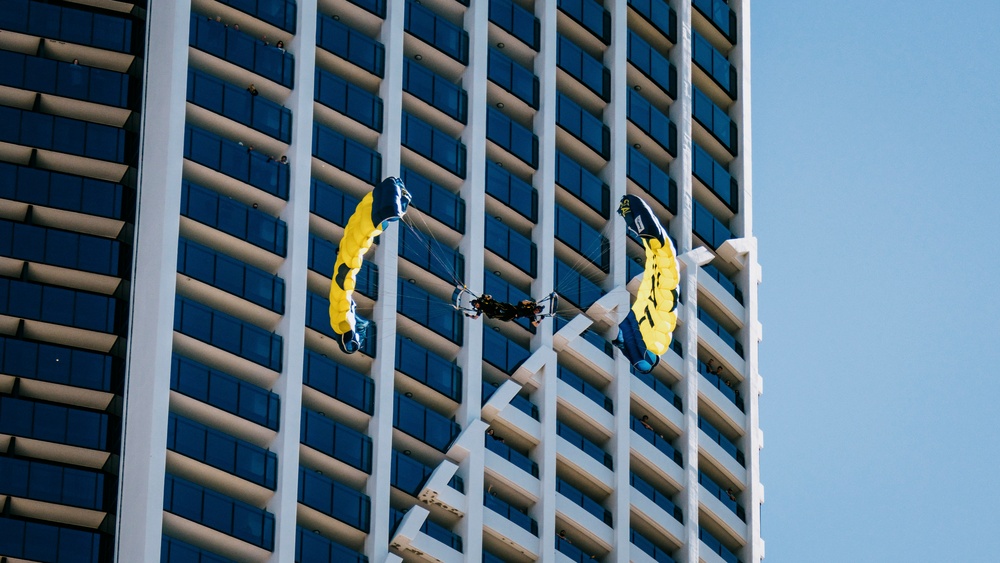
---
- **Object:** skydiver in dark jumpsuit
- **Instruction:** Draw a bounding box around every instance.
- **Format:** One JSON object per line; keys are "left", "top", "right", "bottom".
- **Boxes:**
{"left": 470, "top": 294, "right": 543, "bottom": 326}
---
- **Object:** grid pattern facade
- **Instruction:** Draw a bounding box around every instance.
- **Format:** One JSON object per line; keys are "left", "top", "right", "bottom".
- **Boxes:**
{"left": 0, "top": 0, "right": 762, "bottom": 562}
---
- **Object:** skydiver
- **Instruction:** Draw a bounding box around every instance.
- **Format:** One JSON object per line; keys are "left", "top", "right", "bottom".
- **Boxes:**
{"left": 470, "top": 294, "right": 544, "bottom": 326}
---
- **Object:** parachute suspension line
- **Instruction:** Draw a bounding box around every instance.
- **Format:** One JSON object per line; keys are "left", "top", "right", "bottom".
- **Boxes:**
{"left": 400, "top": 214, "right": 465, "bottom": 290}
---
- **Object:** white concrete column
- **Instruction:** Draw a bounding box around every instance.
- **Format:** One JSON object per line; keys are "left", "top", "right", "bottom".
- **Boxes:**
{"left": 457, "top": 0, "right": 490, "bottom": 557}
{"left": 534, "top": 0, "right": 559, "bottom": 557}
{"left": 605, "top": 0, "right": 632, "bottom": 561}
{"left": 265, "top": 2, "right": 318, "bottom": 561}
{"left": 367, "top": 2, "right": 406, "bottom": 560}
{"left": 115, "top": 0, "right": 191, "bottom": 560}
{"left": 677, "top": 246, "right": 714, "bottom": 563}
{"left": 670, "top": 0, "right": 695, "bottom": 255}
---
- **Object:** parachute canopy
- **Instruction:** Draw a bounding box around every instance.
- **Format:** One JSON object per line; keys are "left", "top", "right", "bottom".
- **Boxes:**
{"left": 329, "top": 177, "right": 410, "bottom": 354}
{"left": 617, "top": 194, "right": 679, "bottom": 362}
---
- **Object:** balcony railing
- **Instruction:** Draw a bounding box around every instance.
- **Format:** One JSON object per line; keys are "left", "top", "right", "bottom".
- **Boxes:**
{"left": 167, "top": 413, "right": 277, "bottom": 489}
{"left": 557, "top": 422, "right": 612, "bottom": 469}
{"left": 189, "top": 15, "right": 294, "bottom": 88}
{"left": 163, "top": 474, "right": 275, "bottom": 550}
{"left": 174, "top": 296, "right": 283, "bottom": 371}
{"left": 183, "top": 126, "right": 290, "bottom": 200}
{"left": 303, "top": 349, "right": 375, "bottom": 415}
{"left": 0, "top": 162, "right": 129, "bottom": 221}
{"left": 170, "top": 354, "right": 281, "bottom": 430}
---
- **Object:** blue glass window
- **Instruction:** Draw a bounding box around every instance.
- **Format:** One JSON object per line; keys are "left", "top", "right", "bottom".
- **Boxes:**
{"left": 692, "top": 199, "right": 733, "bottom": 251}
{"left": 214, "top": 0, "right": 297, "bottom": 33}
{"left": 627, "top": 30, "right": 677, "bottom": 99}
{"left": 0, "top": 456, "right": 107, "bottom": 510}
{"left": 0, "top": 219, "right": 124, "bottom": 277}
{"left": 398, "top": 223, "right": 465, "bottom": 285}
{"left": 0, "top": 50, "right": 131, "bottom": 108}
{"left": 173, "top": 296, "right": 283, "bottom": 371}
{"left": 627, "top": 146, "right": 677, "bottom": 214}
{"left": 294, "top": 526, "right": 367, "bottom": 563}
{"left": 482, "top": 329, "right": 530, "bottom": 375}
{"left": 0, "top": 515, "right": 103, "bottom": 563}
{"left": 482, "top": 381, "right": 539, "bottom": 420}
{"left": 163, "top": 474, "right": 275, "bottom": 550}
{"left": 189, "top": 16, "right": 294, "bottom": 88}
{"left": 484, "top": 492, "right": 538, "bottom": 535}
{"left": 401, "top": 113, "right": 467, "bottom": 179}
{"left": 183, "top": 126, "right": 290, "bottom": 200}
{"left": 485, "top": 162, "right": 537, "bottom": 222}
{"left": 693, "top": 87, "right": 738, "bottom": 155}
{"left": 487, "top": 48, "right": 539, "bottom": 110}
{"left": 693, "top": 143, "right": 738, "bottom": 212}
{"left": 630, "top": 472, "right": 682, "bottom": 522}
{"left": 554, "top": 206, "right": 609, "bottom": 272}
{"left": 403, "top": 59, "right": 468, "bottom": 124}
{"left": 0, "top": 396, "right": 111, "bottom": 451}
{"left": 555, "top": 316, "right": 613, "bottom": 356}
{"left": 557, "top": 35, "right": 610, "bottom": 101}
{"left": 693, "top": 31, "right": 736, "bottom": 98}
{"left": 188, "top": 69, "right": 292, "bottom": 142}
{"left": 484, "top": 432, "right": 538, "bottom": 476}
{"left": 553, "top": 258, "right": 602, "bottom": 309}
{"left": 400, "top": 167, "right": 466, "bottom": 233}
{"left": 698, "top": 359, "right": 743, "bottom": 410}
{"left": 317, "top": 14, "right": 385, "bottom": 77}
{"left": 630, "top": 528, "right": 677, "bottom": 563}
{"left": 300, "top": 409, "right": 373, "bottom": 473}
{"left": 487, "top": 108, "right": 538, "bottom": 168}
{"left": 702, "top": 264, "right": 742, "bottom": 304}
{"left": 395, "top": 336, "right": 462, "bottom": 402}
{"left": 312, "top": 123, "right": 382, "bottom": 185}
{"left": 692, "top": 0, "right": 737, "bottom": 44}
{"left": 554, "top": 151, "right": 609, "bottom": 218}
{"left": 699, "top": 527, "right": 740, "bottom": 563}
{"left": 633, "top": 370, "right": 683, "bottom": 411}
{"left": 627, "top": 89, "right": 676, "bottom": 156}
{"left": 309, "top": 178, "right": 359, "bottom": 228}
{"left": 556, "top": 533, "right": 597, "bottom": 561}
{"left": 557, "top": 421, "right": 612, "bottom": 469}
{"left": 630, "top": 416, "right": 682, "bottom": 466}
{"left": 489, "top": 0, "right": 539, "bottom": 51}
{"left": 0, "top": 163, "right": 128, "bottom": 220}
{"left": 181, "top": 181, "right": 287, "bottom": 256}
{"left": 392, "top": 393, "right": 461, "bottom": 452}
{"left": 404, "top": 1, "right": 469, "bottom": 65}
{"left": 557, "top": 366, "right": 612, "bottom": 413}
{"left": 170, "top": 354, "right": 280, "bottom": 430}
{"left": 698, "top": 415, "right": 745, "bottom": 466}
{"left": 556, "top": 93, "right": 609, "bottom": 160}
{"left": 0, "top": 336, "right": 115, "bottom": 392}
{"left": 307, "top": 234, "right": 378, "bottom": 299}
{"left": 167, "top": 414, "right": 278, "bottom": 489}
{"left": 699, "top": 471, "right": 745, "bottom": 521}
{"left": 557, "top": 477, "right": 611, "bottom": 525}
{"left": 177, "top": 238, "right": 285, "bottom": 314}
{"left": 315, "top": 68, "right": 383, "bottom": 131}
{"left": 162, "top": 535, "right": 238, "bottom": 563}
{"left": 557, "top": 0, "right": 611, "bottom": 44}
{"left": 303, "top": 349, "right": 375, "bottom": 415}
{"left": 0, "top": 0, "right": 134, "bottom": 52}
{"left": 0, "top": 105, "right": 127, "bottom": 163}
{"left": 0, "top": 278, "right": 120, "bottom": 334}
{"left": 484, "top": 216, "right": 536, "bottom": 276}
{"left": 628, "top": 0, "right": 676, "bottom": 44}
{"left": 298, "top": 469, "right": 370, "bottom": 532}
{"left": 389, "top": 449, "right": 467, "bottom": 496}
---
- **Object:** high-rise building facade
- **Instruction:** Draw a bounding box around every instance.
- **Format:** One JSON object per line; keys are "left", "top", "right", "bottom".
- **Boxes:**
{"left": 0, "top": 0, "right": 762, "bottom": 562}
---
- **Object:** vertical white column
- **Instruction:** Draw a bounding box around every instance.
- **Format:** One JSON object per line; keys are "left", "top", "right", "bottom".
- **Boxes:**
{"left": 457, "top": 0, "right": 490, "bottom": 557}
{"left": 115, "top": 1, "right": 191, "bottom": 561}
{"left": 367, "top": 2, "right": 405, "bottom": 560}
{"left": 534, "top": 0, "right": 559, "bottom": 559}
{"left": 265, "top": 2, "right": 318, "bottom": 560}
{"left": 670, "top": 0, "right": 694, "bottom": 256}
{"left": 459, "top": 0, "right": 489, "bottom": 552}
{"left": 605, "top": 0, "right": 632, "bottom": 561}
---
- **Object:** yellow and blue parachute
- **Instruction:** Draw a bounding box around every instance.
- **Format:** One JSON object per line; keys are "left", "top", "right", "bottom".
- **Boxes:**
{"left": 329, "top": 177, "right": 410, "bottom": 354}
{"left": 614, "top": 195, "right": 679, "bottom": 373}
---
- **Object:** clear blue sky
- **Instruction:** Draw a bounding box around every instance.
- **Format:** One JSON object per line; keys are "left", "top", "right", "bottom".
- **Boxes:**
{"left": 754, "top": 1, "right": 1000, "bottom": 561}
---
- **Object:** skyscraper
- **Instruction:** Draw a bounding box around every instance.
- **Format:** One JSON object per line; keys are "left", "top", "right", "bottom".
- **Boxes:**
{"left": 0, "top": 0, "right": 762, "bottom": 562}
